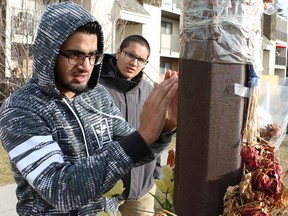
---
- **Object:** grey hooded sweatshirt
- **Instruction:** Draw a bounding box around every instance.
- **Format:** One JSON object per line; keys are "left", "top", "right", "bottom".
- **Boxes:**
{"left": 100, "top": 54, "right": 161, "bottom": 201}
{"left": 0, "top": 2, "right": 171, "bottom": 215}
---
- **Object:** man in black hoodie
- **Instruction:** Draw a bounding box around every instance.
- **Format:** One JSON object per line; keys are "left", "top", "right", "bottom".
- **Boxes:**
{"left": 100, "top": 35, "right": 175, "bottom": 215}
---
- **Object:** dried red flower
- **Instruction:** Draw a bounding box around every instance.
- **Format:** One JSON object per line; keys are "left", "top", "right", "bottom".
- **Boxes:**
{"left": 241, "top": 146, "right": 259, "bottom": 170}
{"left": 265, "top": 178, "right": 282, "bottom": 196}
{"left": 252, "top": 171, "right": 271, "bottom": 191}
{"left": 167, "top": 149, "right": 176, "bottom": 170}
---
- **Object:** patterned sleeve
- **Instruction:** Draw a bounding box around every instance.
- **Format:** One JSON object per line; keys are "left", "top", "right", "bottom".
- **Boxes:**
{"left": 0, "top": 107, "right": 133, "bottom": 211}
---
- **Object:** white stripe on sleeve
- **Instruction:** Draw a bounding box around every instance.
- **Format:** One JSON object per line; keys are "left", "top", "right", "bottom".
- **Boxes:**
{"left": 16, "top": 141, "right": 62, "bottom": 172}
{"left": 26, "top": 154, "right": 64, "bottom": 187}
{"left": 9, "top": 135, "right": 54, "bottom": 159}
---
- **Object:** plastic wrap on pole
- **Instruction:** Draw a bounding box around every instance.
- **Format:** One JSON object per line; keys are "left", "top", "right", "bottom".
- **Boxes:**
{"left": 180, "top": 0, "right": 264, "bottom": 68}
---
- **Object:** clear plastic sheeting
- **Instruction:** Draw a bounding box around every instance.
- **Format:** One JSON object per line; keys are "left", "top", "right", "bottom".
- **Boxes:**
{"left": 258, "top": 78, "right": 288, "bottom": 148}
{"left": 180, "top": 0, "right": 264, "bottom": 69}
{"left": 264, "top": 0, "right": 281, "bottom": 15}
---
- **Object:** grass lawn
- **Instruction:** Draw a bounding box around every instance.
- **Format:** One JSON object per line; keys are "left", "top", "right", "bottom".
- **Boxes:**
{"left": 0, "top": 144, "right": 14, "bottom": 186}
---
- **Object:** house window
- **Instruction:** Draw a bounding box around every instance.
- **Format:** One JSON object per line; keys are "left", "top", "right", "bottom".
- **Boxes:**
{"left": 161, "top": 21, "right": 172, "bottom": 35}
{"left": 13, "top": 12, "right": 34, "bottom": 36}
{"left": 160, "top": 61, "right": 171, "bottom": 74}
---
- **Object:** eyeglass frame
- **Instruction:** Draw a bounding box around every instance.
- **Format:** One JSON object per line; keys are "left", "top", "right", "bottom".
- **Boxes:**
{"left": 121, "top": 49, "right": 149, "bottom": 67}
{"left": 59, "top": 50, "right": 103, "bottom": 66}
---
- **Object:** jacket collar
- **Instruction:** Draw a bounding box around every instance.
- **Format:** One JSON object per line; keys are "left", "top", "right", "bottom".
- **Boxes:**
{"left": 101, "top": 54, "right": 143, "bottom": 92}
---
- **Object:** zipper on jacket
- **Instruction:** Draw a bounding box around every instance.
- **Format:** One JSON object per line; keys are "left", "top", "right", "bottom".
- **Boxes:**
{"left": 124, "top": 92, "right": 129, "bottom": 122}
{"left": 63, "top": 98, "right": 90, "bottom": 156}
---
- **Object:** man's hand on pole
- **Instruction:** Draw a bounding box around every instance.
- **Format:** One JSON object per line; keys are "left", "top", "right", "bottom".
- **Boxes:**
{"left": 163, "top": 69, "right": 178, "bottom": 133}
{"left": 138, "top": 70, "right": 178, "bottom": 145}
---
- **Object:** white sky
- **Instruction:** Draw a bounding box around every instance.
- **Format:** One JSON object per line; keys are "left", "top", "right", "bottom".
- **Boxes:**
{"left": 276, "top": 0, "right": 288, "bottom": 16}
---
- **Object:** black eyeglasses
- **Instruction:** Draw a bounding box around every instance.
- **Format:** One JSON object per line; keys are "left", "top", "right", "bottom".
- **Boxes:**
{"left": 59, "top": 50, "right": 103, "bottom": 66}
{"left": 121, "top": 50, "right": 148, "bottom": 67}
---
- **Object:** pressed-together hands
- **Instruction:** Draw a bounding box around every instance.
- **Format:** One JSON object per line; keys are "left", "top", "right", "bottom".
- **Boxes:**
{"left": 138, "top": 70, "right": 178, "bottom": 145}
{"left": 163, "top": 70, "right": 178, "bottom": 133}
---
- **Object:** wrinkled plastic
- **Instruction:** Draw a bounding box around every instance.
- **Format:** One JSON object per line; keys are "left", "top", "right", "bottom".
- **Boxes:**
{"left": 180, "top": 0, "right": 263, "bottom": 72}
{"left": 258, "top": 78, "right": 288, "bottom": 148}
{"left": 263, "top": 0, "right": 279, "bottom": 15}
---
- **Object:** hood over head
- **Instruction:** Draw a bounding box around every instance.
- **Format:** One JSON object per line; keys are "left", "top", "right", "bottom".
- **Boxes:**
{"left": 32, "top": 2, "right": 104, "bottom": 96}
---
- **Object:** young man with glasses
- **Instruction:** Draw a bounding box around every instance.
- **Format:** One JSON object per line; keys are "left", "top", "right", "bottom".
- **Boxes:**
{"left": 100, "top": 35, "right": 170, "bottom": 215}
{"left": 0, "top": 3, "right": 178, "bottom": 215}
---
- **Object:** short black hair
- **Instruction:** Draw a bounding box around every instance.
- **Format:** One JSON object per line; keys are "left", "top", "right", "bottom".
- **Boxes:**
{"left": 119, "top": 35, "right": 151, "bottom": 58}
{"left": 75, "top": 22, "right": 104, "bottom": 54}
{"left": 76, "top": 22, "right": 101, "bottom": 34}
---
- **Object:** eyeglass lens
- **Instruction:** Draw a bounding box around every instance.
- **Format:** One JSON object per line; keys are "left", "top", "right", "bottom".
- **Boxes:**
{"left": 69, "top": 53, "right": 102, "bottom": 65}
{"left": 59, "top": 51, "right": 103, "bottom": 66}
{"left": 122, "top": 50, "right": 147, "bottom": 66}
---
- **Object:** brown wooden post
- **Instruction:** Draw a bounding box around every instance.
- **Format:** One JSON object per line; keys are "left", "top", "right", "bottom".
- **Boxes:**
{"left": 174, "top": 1, "right": 262, "bottom": 215}
{"left": 174, "top": 60, "right": 246, "bottom": 215}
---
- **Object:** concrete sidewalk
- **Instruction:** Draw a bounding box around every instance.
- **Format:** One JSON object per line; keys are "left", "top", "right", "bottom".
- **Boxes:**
{"left": 0, "top": 183, "right": 17, "bottom": 216}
